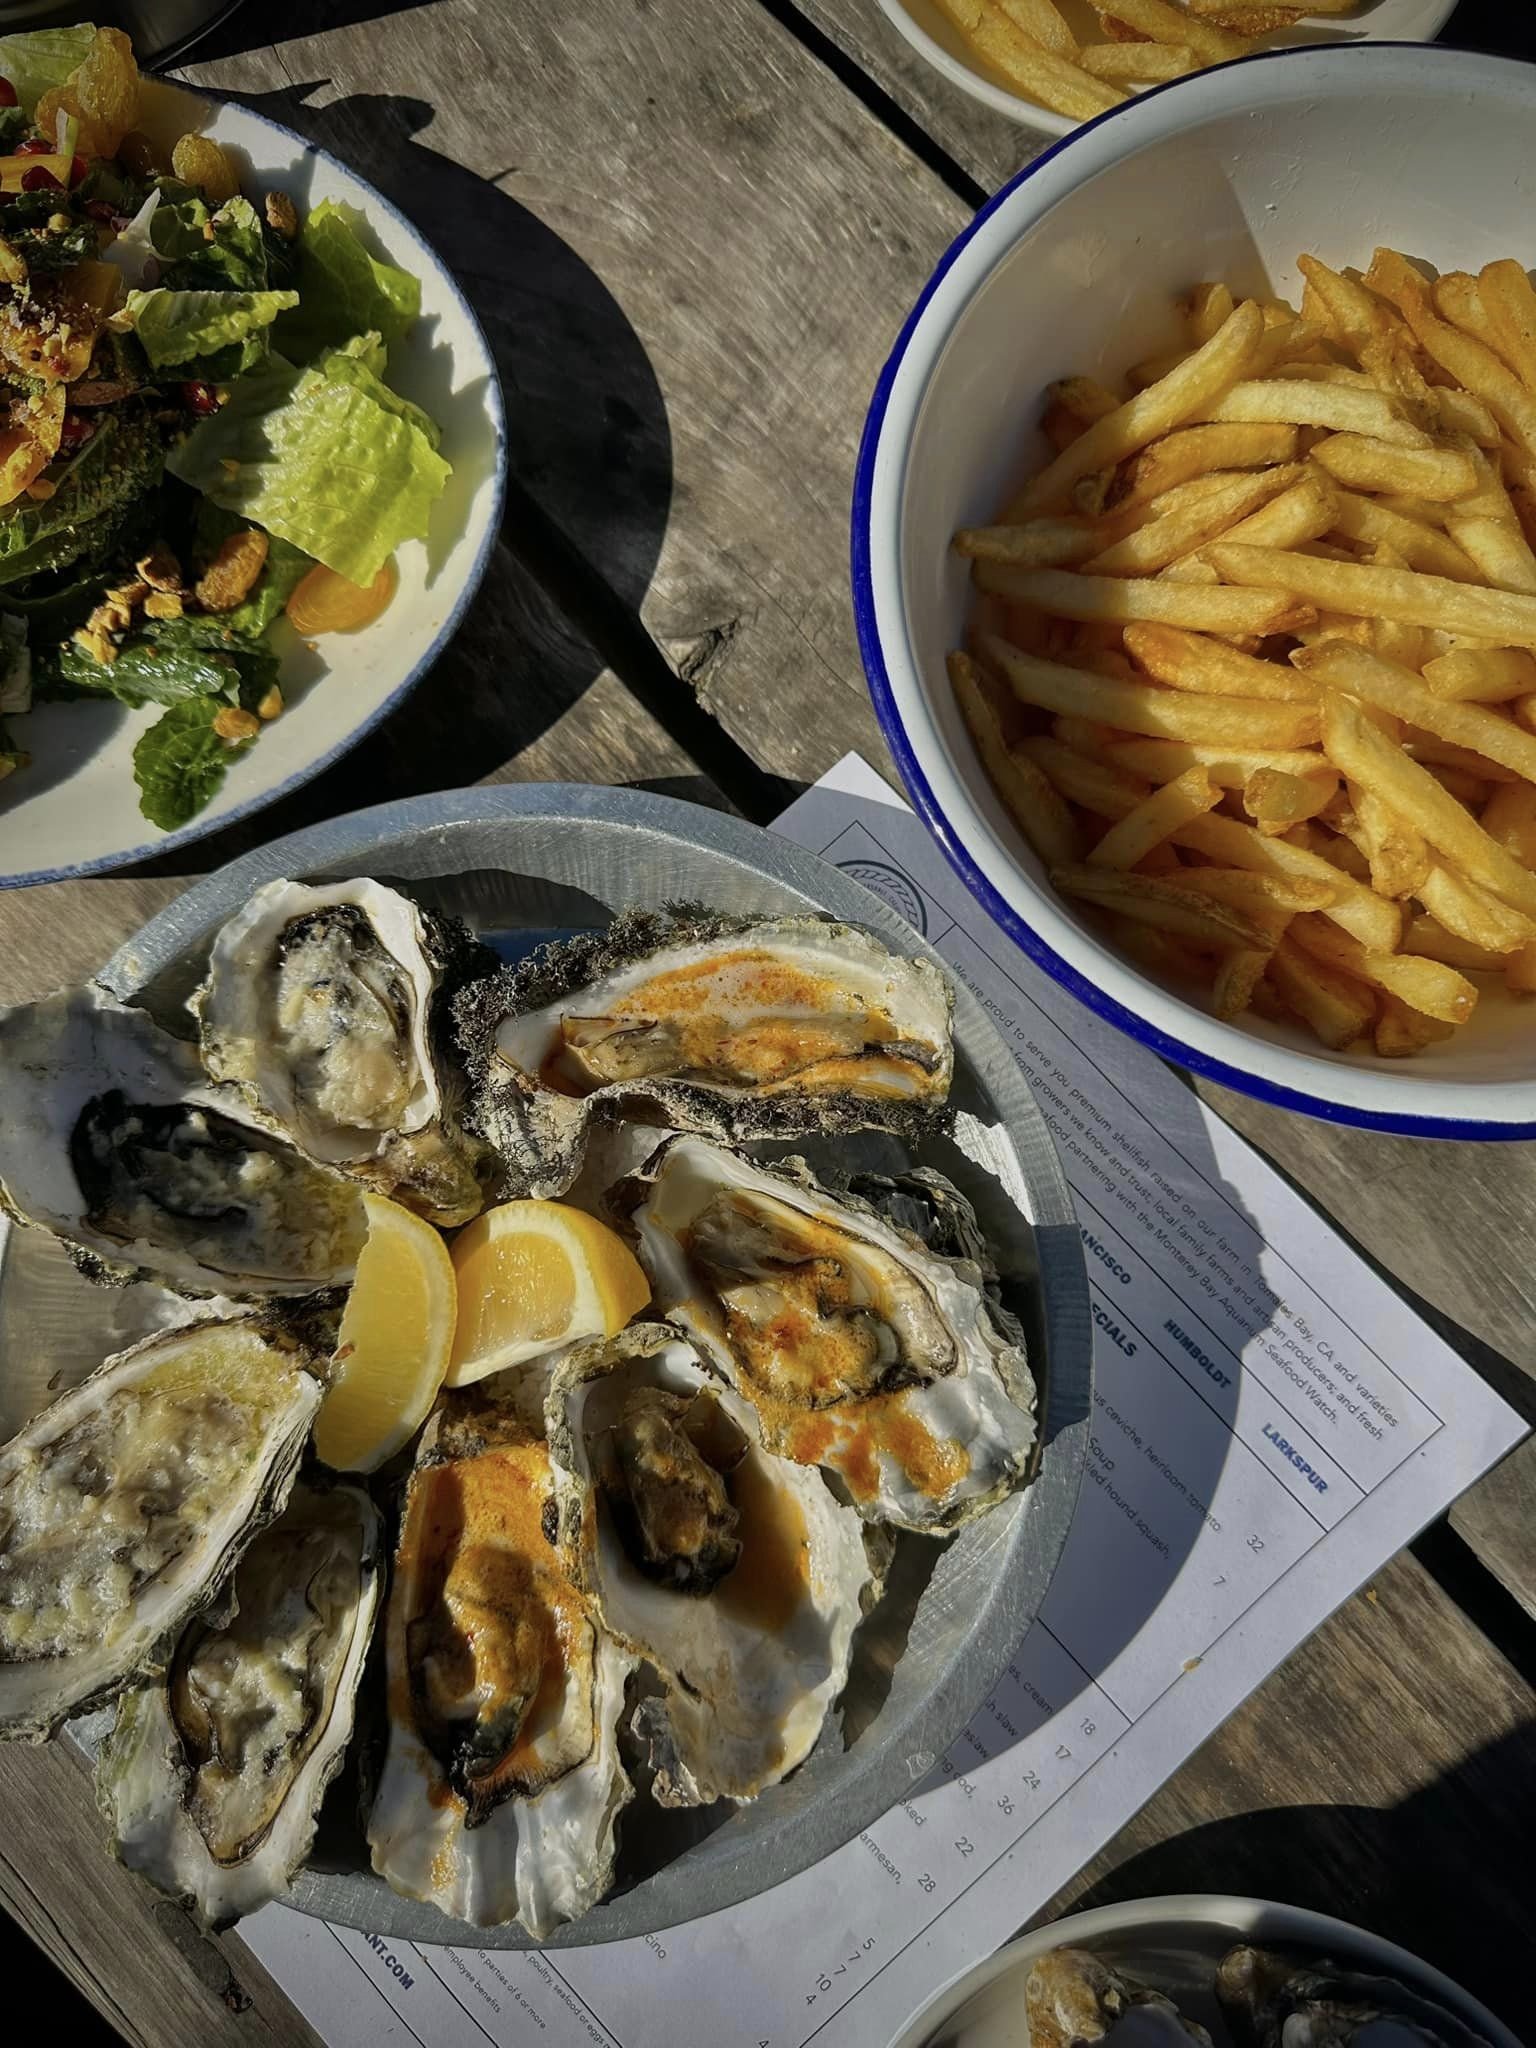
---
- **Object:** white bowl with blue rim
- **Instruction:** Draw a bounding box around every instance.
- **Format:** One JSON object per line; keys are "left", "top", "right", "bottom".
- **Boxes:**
{"left": 854, "top": 42, "right": 1536, "bottom": 1140}
{"left": 0, "top": 76, "right": 505, "bottom": 888}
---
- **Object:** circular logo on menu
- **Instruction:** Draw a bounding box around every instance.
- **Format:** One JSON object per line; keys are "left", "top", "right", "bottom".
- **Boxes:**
{"left": 836, "top": 859, "right": 927, "bottom": 936}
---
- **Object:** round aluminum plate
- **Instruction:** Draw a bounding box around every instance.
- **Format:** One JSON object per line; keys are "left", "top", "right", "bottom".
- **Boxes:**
{"left": 3, "top": 783, "right": 1091, "bottom": 1949}
{"left": 887, "top": 1893, "right": 1522, "bottom": 2048}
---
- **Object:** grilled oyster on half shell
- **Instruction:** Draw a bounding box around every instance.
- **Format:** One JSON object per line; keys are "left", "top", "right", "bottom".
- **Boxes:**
{"left": 1216, "top": 1944, "right": 1495, "bottom": 2048}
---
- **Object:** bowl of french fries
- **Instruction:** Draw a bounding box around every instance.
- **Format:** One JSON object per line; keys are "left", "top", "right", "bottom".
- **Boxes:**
{"left": 879, "top": 0, "right": 1455, "bottom": 138}
{"left": 854, "top": 41, "right": 1536, "bottom": 1136}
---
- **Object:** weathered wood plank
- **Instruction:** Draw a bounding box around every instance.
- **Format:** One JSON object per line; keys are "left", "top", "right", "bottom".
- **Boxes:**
{"left": 1450, "top": 1438, "right": 1536, "bottom": 1624}
{"left": 1041, "top": 1546, "right": 1536, "bottom": 2030}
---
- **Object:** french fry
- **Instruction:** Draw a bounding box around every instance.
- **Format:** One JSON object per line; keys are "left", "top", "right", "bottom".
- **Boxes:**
{"left": 949, "top": 652, "right": 1082, "bottom": 866}
{"left": 1078, "top": 40, "right": 1200, "bottom": 82}
{"left": 1189, "top": 0, "right": 1355, "bottom": 15}
{"left": 1375, "top": 993, "right": 1456, "bottom": 1057}
{"left": 1309, "top": 434, "right": 1478, "bottom": 501}
{"left": 1111, "top": 422, "right": 1298, "bottom": 508}
{"left": 1506, "top": 941, "right": 1536, "bottom": 993}
{"left": 1338, "top": 778, "right": 1431, "bottom": 897}
{"left": 1445, "top": 511, "right": 1536, "bottom": 595}
{"left": 954, "top": 521, "right": 1097, "bottom": 566}
{"left": 1479, "top": 779, "right": 1536, "bottom": 865}
{"left": 1186, "top": 282, "right": 1236, "bottom": 347}
{"left": 1417, "top": 864, "right": 1536, "bottom": 954}
{"left": 1289, "top": 914, "right": 1478, "bottom": 1024}
{"left": 984, "top": 633, "right": 1321, "bottom": 744}
{"left": 1269, "top": 936, "right": 1376, "bottom": 1049}
{"left": 993, "top": 0, "right": 1080, "bottom": 57}
{"left": 1403, "top": 913, "right": 1507, "bottom": 974}
{"left": 1042, "top": 403, "right": 1085, "bottom": 453}
{"left": 1218, "top": 471, "right": 1339, "bottom": 551}
{"left": 1296, "top": 253, "right": 1397, "bottom": 355}
{"left": 1327, "top": 491, "right": 1480, "bottom": 579}
{"left": 1319, "top": 692, "right": 1536, "bottom": 922}
{"left": 1294, "top": 638, "right": 1536, "bottom": 786}
{"left": 1421, "top": 647, "right": 1536, "bottom": 701}
{"left": 1404, "top": 730, "right": 1518, "bottom": 785}
{"left": 1371, "top": 251, "right": 1536, "bottom": 467}
{"left": 928, "top": 0, "right": 1122, "bottom": 118}
{"left": 1244, "top": 765, "right": 1340, "bottom": 834}
{"left": 1051, "top": 863, "right": 1271, "bottom": 948}
{"left": 1050, "top": 376, "right": 1120, "bottom": 424}
{"left": 1093, "top": 0, "right": 1247, "bottom": 59}
{"left": 1206, "top": 542, "right": 1536, "bottom": 646}
{"left": 1158, "top": 866, "right": 1338, "bottom": 914}
{"left": 1476, "top": 259, "right": 1536, "bottom": 395}
{"left": 1017, "top": 735, "right": 1149, "bottom": 820}
{"left": 1201, "top": 380, "right": 1429, "bottom": 446}
{"left": 1213, "top": 945, "right": 1276, "bottom": 1021}
{"left": 1123, "top": 622, "right": 1318, "bottom": 702}
{"left": 1105, "top": 737, "right": 1328, "bottom": 784}
{"left": 1006, "top": 300, "right": 1264, "bottom": 520}
{"left": 1083, "top": 465, "right": 1301, "bottom": 575}
{"left": 1101, "top": 914, "right": 1213, "bottom": 981}
{"left": 1172, "top": 811, "right": 1403, "bottom": 948}
{"left": 976, "top": 563, "right": 1313, "bottom": 637}
{"left": 1425, "top": 764, "right": 1492, "bottom": 806}
{"left": 1433, "top": 387, "right": 1501, "bottom": 447}
{"left": 1086, "top": 766, "right": 1221, "bottom": 869}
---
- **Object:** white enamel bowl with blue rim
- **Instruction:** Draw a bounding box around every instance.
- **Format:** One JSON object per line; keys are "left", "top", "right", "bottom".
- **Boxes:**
{"left": 854, "top": 43, "right": 1536, "bottom": 1140}
{"left": 876, "top": 0, "right": 1458, "bottom": 141}
{"left": 0, "top": 77, "right": 506, "bottom": 888}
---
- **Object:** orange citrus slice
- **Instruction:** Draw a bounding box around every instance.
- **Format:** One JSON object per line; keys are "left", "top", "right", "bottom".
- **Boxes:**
{"left": 286, "top": 558, "right": 397, "bottom": 636}
{"left": 446, "top": 1200, "right": 650, "bottom": 1388}
{"left": 313, "top": 1192, "right": 457, "bottom": 1472}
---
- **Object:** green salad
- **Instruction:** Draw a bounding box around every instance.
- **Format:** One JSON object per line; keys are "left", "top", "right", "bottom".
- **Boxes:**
{"left": 0, "top": 24, "right": 450, "bottom": 829}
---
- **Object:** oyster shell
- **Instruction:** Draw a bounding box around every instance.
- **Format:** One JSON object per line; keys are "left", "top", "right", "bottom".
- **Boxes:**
{"left": 1216, "top": 1944, "right": 1494, "bottom": 2048}
{"left": 367, "top": 1388, "right": 635, "bottom": 1936}
{"left": 1026, "top": 1948, "right": 1213, "bottom": 2047}
{"left": 455, "top": 907, "right": 955, "bottom": 1198}
{"left": 547, "top": 1323, "right": 882, "bottom": 1807}
{"left": 0, "top": 985, "right": 367, "bottom": 1297}
{"left": 0, "top": 1316, "right": 324, "bottom": 1740}
{"left": 98, "top": 1480, "right": 382, "bottom": 1926}
{"left": 615, "top": 1137, "right": 1037, "bottom": 1533}
{"left": 192, "top": 877, "right": 493, "bottom": 1227}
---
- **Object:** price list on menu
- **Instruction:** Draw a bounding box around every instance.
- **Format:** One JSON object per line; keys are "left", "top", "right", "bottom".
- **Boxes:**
{"left": 240, "top": 755, "right": 1525, "bottom": 2048}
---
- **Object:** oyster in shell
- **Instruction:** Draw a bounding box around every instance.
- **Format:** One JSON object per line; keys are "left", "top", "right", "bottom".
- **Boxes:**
{"left": 1216, "top": 1944, "right": 1494, "bottom": 2048}
{"left": 0, "top": 1316, "right": 324, "bottom": 1740}
{"left": 192, "top": 877, "right": 493, "bottom": 1227}
{"left": 455, "top": 907, "right": 954, "bottom": 1198}
{"left": 98, "top": 1481, "right": 382, "bottom": 1926}
{"left": 0, "top": 985, "right": 367, "bottom": 1297}
{"left": 367, "top": 1388, "right": 635, "bottom": 1936}
{"left": 547, "top": 1323, "right": 883, "bottom": 1807}
{"left": 616, "top": 1137, "right": 1036, "bottom": 1533}
{"left": 1027, "top": 1949, "right": 1213, "bottom": 2047}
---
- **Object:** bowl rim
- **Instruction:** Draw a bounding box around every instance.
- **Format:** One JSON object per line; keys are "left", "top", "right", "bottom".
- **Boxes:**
{"left": 3, "top": 81, "right": 508, "bottom": 891}
{"left": 852, "top": 40, "right": 1536, "bottom": 1142}
{"left": 872, "top": 0, "right": 1460, "bottom": 140}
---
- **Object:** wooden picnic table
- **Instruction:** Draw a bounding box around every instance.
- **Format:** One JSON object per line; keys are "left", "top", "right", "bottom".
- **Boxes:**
{"left": 2, "top": 1, "right": 1535, "bottom": 2040}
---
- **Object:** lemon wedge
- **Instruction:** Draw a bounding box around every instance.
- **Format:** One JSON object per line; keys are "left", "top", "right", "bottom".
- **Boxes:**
{"left": 446, "top": 1199, "right": 651, "bottom": 1387}
{"left": 313, "top": 1192, "right": 457, "bottom": 1472}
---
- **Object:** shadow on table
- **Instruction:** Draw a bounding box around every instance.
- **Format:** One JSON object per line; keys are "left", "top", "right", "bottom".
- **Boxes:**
{"left": 1058, "top": 1721, "right": 1536, "bottom": 2035}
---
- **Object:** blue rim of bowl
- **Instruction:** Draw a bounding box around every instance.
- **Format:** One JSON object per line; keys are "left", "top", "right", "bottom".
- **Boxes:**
{"left": 2, "top": 85, "right": 508, "bottom": 891}
{"left": 852, "top": 40, "right": 1536, "bottom": 1142}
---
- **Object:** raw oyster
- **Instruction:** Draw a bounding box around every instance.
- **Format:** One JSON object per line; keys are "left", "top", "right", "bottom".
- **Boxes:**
{"left": 98, "top": 1481, "right": 382, "bottom": 1926}
{"left": 0, "top": 1316, "right": 324, "bottom": 1740}
{"left": 615, "top": 1137, "right": 1037, "bottom": 1533}
{"left": 547, "top": 1323, "right": 882, "bottom": 1807}
{"left": 455, "top": 907, "right": 955, "bottom": 1198}
{"left": 192, "top": 877, "right": 493, "bottom": 1227}
{"left": 1216, "top": 1944, "right": 1494, "bottom": 2048}
{"left": 1026, "top": 1948, "right": 1213, "bottom": 2047}
{"left": 367, "top": 1388, "right": 635, "bottom": 1936}
{"left": 0, "top": 985, "right": 367, "bottom": 1297}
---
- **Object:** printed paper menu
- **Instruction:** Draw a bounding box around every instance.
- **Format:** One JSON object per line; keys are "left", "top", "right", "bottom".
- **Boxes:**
{"left": 238, "top": 754, "right": 1526, "bottom": 2048}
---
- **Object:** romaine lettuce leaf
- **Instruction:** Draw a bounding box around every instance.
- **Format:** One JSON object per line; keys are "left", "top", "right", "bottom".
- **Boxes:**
{"left": 0, "top": 413, "right": 164, "bottom": 587}
{"left": 133, "top": 696, "right": 253, "bottom": 830}
{"left": 0, "top": 612, "right": 29, "bottom": 716}
{"left": 166, "top": 349, "right": 448, "bottom": 584}
{"left": 42, "top": 634, "right": 244, "bottom": 708}
{"left": 155, "top": 192, "right": 270, "bottom": 293}
{"left": 322, "top": 331, "right": 440, "bottom": 446}
{"left": 0, "top": 26, "right": 94, "bottom": 117}
{"left": 124, "top": 285, "right": 298, "bottom": 368}
{"left": 273, "top": 200, "right": 419, "bottom": 362}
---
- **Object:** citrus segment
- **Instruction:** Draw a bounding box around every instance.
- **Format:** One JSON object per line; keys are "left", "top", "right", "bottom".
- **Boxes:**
{"left": 446, "top": 1200, "right": 650, "bottom": 1387}
{"left": 313, "top": 1191, "right": 456, "bottom": 1472}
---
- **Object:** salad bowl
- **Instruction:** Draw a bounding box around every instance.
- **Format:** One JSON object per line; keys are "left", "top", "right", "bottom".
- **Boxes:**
{"left": 0, "top": 59, "right": 505, "bottom": 886}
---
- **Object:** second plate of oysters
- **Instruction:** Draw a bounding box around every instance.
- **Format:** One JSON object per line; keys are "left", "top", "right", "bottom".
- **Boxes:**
{"left": 0, "top": 786, "right": 1090, "bottom": 1947}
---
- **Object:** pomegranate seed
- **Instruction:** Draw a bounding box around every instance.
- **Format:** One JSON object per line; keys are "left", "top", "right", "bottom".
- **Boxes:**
{"left": 84, "top": 199, "right": 116, "bottom": 224}
{"left": 0, "top": 78, "right": 16, "bottom": 110}
{"left": 15, "top": 138, "right": 52, "bottom": 157}
{"left": 180, "top": 381, "right": 220, "bottom": 416}
{"left": 67, "top": 154, "right": 86, "bottom": 187}
{"left": 20, "top": 166, "right": 61, "bottom": 193}
{"left": 59, "top": 413, "right": 94, "bottom": 450}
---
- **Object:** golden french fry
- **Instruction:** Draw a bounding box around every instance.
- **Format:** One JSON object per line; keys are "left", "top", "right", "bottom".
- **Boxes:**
{"left": 1207, "top": 542, "right": 1536, "bottom": 645}
{"left": 1244, "top": 764, "right": 1340, "bottom": 835}
{"left": 929, "top": 0, "right": 1121, "bottom": 117}
{"left": 1370, "top": 252, "right": 1536, "bottom": 466}
{"left": 1186, "top": 282, "right": 1236, "bottom": 347}
{"left": 1433, "top": 387, "right": 1501, "bottom": 447}
{"left": 1479, "top": 779, "right": 1536, "bottom": 865}
{"left": 1106, "top": 737, "right": 1328, "bottom": 785}
{"left": 1404, "top": 730, "right": 1518, "bottom": 785}
{"left": 1017, "top": 734, "right": 1149, "bottom": 819}
{"left": 1127, "top": 346, "right": 1193, "bottom": 394}
{"left": 1475, "top": 259, "right": 1536, "bottom": 396}
{"left": 1166, "top": 865, "right": 1338, "bottom": 913}
{"left": 1403, "top": 912, "right": 1507, "bottom": 973}
{"left": 1417, "top": 864, "right": 1536, "bottom": 954}
{"left": 949, "top": 651, "right": 1082, "bottom": 866}
{"left": 993, "top": 0, "right": 1080, "bottom": 56}
{"left": 1445, "top": 511, "right": 1536, "bottom": 596}
{"left": 1083, "top": 465, "right": 1301, "bottom": 575}
{"left": 1341, "top": 778, "right": 1431, "bottom": 898}
{"left": 1420, "top": 646, "right": 1536, "bottom": 701}
{"left": 1213, "top": 946, "right": 1275, "bottom": 1021}
{"left": 1092, "top": 0, "right": 1246, "bottom": 57}
{"left": 1218, "top": 472, "right": 1339, "bottom": 551}
{"left": 1327, "top": 491, "right": 1480, "bottom": 579}
{"left": 1288, "top": 913, "right": 1477, "bottom": 1024}
{"left": 1111, "top": 422, "right": 1298, "bottom": 509}
{"left": 976, "top": 563, "right": 1314, "bottom": 637}
{"left": 1320, "top": 692, "right": 1536, "bottom": 922}
{"left": 1305, "top": 824, "right": 1373, "bottom": 883}
{"left": 1202, "top": 380, "right": 1429, "bottom": 446}
{"left": 1087, "top": 766, "right": 1221, "bottom": 869}
{"left": 1189, "top": 0, "right": 1356, "bottom": 14}
{"left": 1101, "top": 914, "right": 1213, "bottom": 981}
{"left": 1375, "top": 993, "right": 1456, "bottom": 1057}
{"left": 1050, "top": 376, "right": 1120, "bottom": 424}
{"left": 1078, "top": 40, "right": 1200, "bottom": 81}
{"left": 1172, "top": 810, "right": 1403, "bottom": 948}
{"left": 983, "top": 632, "right": 1321, "bottom": 744}
{"left": 1051, "top": 863, "right": 1272, "bottom": 948}
{"left": 1006, "top": 300, "right": 1265, "bottom": 520}
{"left": 1309, "top": 434, "right": 1477, "bottom": 500}
{"left": 1295, "top": 254, "right": 1397, "bottom": 354}
{"left": 1294, "top": 637, "right": 1536, "bottom": 787}
{"left": 1123, "top": 622, "right": 1318, "bottom": 702}
{"left": 1506, "top": 941, "right": 1536, "bottom": 993}
{"left": 955, "top": 521, "right": 1097, "bottom": 566}
{"left": 1269, "top": 936, "right": 1375, "bottom": 1049}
